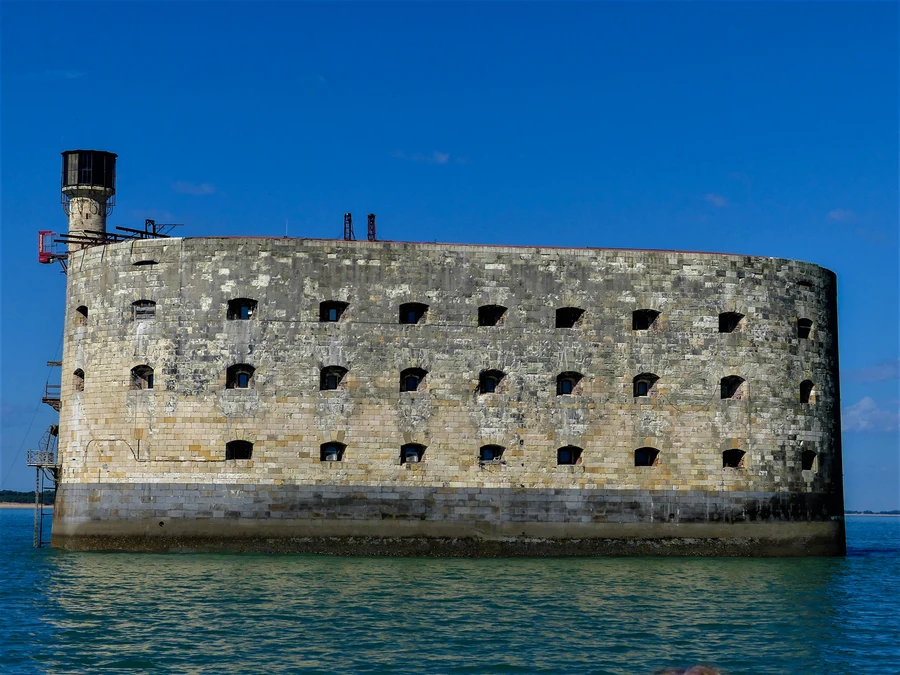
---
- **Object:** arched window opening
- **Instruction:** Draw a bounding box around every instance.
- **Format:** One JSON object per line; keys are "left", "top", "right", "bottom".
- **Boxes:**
{"left": 132, "top": 300, "right": 156, "bottom": 321}
{"left": 74, "top": 305, "right": 88, "bottom": 327}
{"left": 131, "top": 365, "right": 154, "bottom": 390}
{"left": 401, "top": 443, "right": 426, "bottom": 464}
{"left": 478, "top": 304, "right": 507, "bottom": 327}
{"left": 633, "top": 373, "right": 659, "bottom": 398}
{"left": 718, "top": 312, "right": 744, "bottom": 333}
{"left": 555, "top": 307, "right": 584, "bottom": 328}
{"left": 632, "top": 309, "right": 660, "bottom": 331}
{"left": 479, "top": 370, "right": 506, "bottom": 394}
{"left": 320, "top": 366, "right": 348, "bottom": 391}
{"left": 723, "top": 449, "right": 746, "bottom": 469}
{"left": 227, "top": 298, "right": 257, "bottom": 320}
{"left": 800, "top": 380, "right": 815, "bottom": 404}
{"left": 801, "top": 450, "right": 818, "bottom": 472}
{"left": 320, "top": 300, "right": 348, "bottom": 322}
{"left": 635, "top": 447, "right": 660, "bottom": 467}
{"left": 556, "top": 371, "right": 583, "bottom": 396}
{"left": 225, "top": 440, "right": 253, "bottom": 460}
{"left": 720, "top": 375, "right": 745, "bottom": 400}
{"left": 226, "top": 364, "right": 255, "bottom": 389}
{"left": 797, "top": 318, "right": 813, "bottom": 339}
{"left": 320, "top": 442, "right": 346, "bottom": 462}
{"left": 557, "top": 446, "right": 583, "bottom": 466}
{"left": 399, "top": 302, "right": 428, "bottom": 325}
{"left": 73, "top": 369, "right": 84, "bottom": 392}
{"left": 400, "top": 367, "right": 427, "bottom": 393}
{"left": 133, "top": 259, "right": 157, "bottom": 267}
{"left": 479, "top": 445, "right": 505, "bottom": 463}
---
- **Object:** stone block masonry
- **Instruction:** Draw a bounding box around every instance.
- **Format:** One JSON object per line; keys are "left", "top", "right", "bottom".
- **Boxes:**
{"left": 52, "top": 237, "right": 845, "bottom": 555}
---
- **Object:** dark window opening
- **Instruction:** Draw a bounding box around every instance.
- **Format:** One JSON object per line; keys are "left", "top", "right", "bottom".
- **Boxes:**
{"left": 401, "top": 443, "right": 426, "bottom": 464}
{"left": 635, "top": 447, "right": 660, "bottom": 467}
{"left": 478, "top": 305, "right": 507, "bottom": 326}
{"left": 400, "top": 367, "right": 427, "bottom": 393}
{"left": 132, "top": 300, "right": 156, "bottom": 321}
{"left": 133, "top": 260, "right": 157, "bottom": 267}
{"left": 227, "top": 298, "right": 257, "bottom": 321}
{"left": 75, "top": 305, "right": 88, "bottom": 327}
{"left": 226, "top": 364, "right": 255, "bottom": 389}
{"left": 800, "top": 380, "right": 815, "bottom": 404}
{"left": 797, "top": 280, "right": 814, "bottom": 288}
{"left": 556, "top": 307, "right": 584, "bottom": 328}
{"left": 557, "top": 446, "right": 583, "bottom": 465}
{"left": 801, "top": 450, "right": 818, "bottom": 472}
{"left": 320, "top": 442, "right": 346, "bottom": 462}
{"left": 320, "top": 300, "right": 348, "bottom": 322}
{"left": 633, "top": 373, "right": 659, "bottom": 398}
{"left": 718, "top": 312, "right": 744, "bottom": 333}
{"left": 721, "top": 375, "right": 745, "bottom": 400}
{"left": 798, "top": 318, "right": 813, "bottom": 339}
{"left": 632, "top": 309, "right": 660, "bottom": 331}
{"left": 73, "top": 368, "right": 84, "bottom": 392}
{"left": 399, "top": 302, "right": 428, "bottom": 325}
{"left": 556, "top": 371, "right": 583, "bottom": 396}
{"left": 131, "top": 365, "right": 154, "bottom": 390}
{"left": 226, "top": 440, "right": 253, "bottom": 460}
{"left": 479, "top": 445, "right": 504, "bottom": 463}
{"left": 320, "top": 366, "right": 347, "bottom": 391}
{"left": 723, "top": 449, "right": 746, "bottom": 468}
{"left": 479, "top": 370, "right": 505, "bottom": 394}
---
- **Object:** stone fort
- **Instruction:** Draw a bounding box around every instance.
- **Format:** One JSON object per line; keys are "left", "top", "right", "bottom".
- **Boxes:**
{"left": 46, "top": 151, "right": 845, "bottom": 555}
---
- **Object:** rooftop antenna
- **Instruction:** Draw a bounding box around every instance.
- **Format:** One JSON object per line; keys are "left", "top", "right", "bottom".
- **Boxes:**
{"left": 367, "top": 213, "right": 377, "bottom": 241}
{"left": 343, "top": 213, "right": 354, "bottom": 241}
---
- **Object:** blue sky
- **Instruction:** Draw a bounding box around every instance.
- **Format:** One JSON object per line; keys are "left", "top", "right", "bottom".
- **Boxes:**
{"left": 2, "top": 2, "right": 897, "bottom": 509}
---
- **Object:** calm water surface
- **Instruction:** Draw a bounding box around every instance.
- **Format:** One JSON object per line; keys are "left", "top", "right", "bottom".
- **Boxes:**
{"left": 1, "top": 510, "right": 898, "bottom": 674}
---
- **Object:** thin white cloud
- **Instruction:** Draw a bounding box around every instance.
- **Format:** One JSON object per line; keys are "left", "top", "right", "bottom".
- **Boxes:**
{"left": 828, "top": 209, "right": 856, "bottom": 222}
{"left": 173, "top": 181, "right": 215, "bottom": 195}
{"left": 846, "top": 359, "right": 900, "bottom": 383}
{"left": 392, "top": 151, "right": 453, "bottom": 165}
{"left": 842, "top": 397, "right": 900, "bottom": 432}
{"left": 705, "top": 193, "right": 728, "bottom": 207}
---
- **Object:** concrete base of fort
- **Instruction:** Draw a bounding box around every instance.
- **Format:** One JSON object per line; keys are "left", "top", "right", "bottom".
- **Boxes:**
{"left": 51, "top": 483, "right": 846, "bottom": 556}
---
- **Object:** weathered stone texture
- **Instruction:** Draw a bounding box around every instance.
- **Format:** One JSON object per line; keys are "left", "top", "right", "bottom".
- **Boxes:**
{"left": 53, "top": 237, "right": 845, "bottom": 554}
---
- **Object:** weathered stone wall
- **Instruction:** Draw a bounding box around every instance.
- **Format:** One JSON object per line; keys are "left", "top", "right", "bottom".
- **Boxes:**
{"left": 53, "top": 237, "right": 845, "bottom": 554}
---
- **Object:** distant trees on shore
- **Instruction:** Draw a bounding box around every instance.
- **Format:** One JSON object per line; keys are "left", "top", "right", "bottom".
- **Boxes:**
{"left": 0, "top": 489, "right": 56, "bottom": 504}
{"left": 845, "top": 509, "right": 900, "bottom": 515}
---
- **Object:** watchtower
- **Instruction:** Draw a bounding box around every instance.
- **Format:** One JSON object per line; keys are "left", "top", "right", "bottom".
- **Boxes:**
{"left": 61, "top": 150, "right": 117, "bottom": 250}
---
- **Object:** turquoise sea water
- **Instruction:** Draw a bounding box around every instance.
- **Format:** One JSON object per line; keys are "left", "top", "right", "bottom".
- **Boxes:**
{"left": 2, "top": 510, "right": 898, "bottom": 674}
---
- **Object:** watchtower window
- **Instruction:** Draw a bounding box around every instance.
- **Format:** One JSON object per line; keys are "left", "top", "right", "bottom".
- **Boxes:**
{"left": 720, "top": 375, "right": 745, "bottom": 400}
{"left": 227, "top": 298, "right": 257, "bottom": 320}
{"left": 632, "top": 309, "right": 660, "bottom": 331}
{"left": 401, "top": 444, "right": 426, "bottom": 464}
{"left": 556, "top": 372, "right": 583, "bottom": 396}
{"left": 74, "top": 305, "right": 88, "bottom": 327}
{"left": 479, "top": 445, "right": 504, "bottom": 463}
{"left": 399, "top": 303, "right": 428, "bottom": 325}
{"left": 132, "top": 300, "right": 156, "bottom": 321}
{"left": 73, "top": 369, "right": 84, "bottom": 392}
{"left": 800, "top": 380, "right": 815, "bottom": 404}
{"left": 797, "top": 318, "right": 813, "bottom": 339}
{"left": 131, "top": 365, "right": 154, "bottom": 390}
{"left": 634, "top": 447, "right": 660, "bottom": 467}
{"left": 719, "top": 312, "right": 744, "bottom": 333}
{"left": 400, "top": 367, "right": 427, "bottom": 393}
{"left": 320, "top": 300, "right": 348, "bottom": 322}
{"left": 320, "top": 442, "right": 345, "bottom": 462}
{"left": 557, "top": 446, "right": 583, "bottom": 466}
{"left": 226, "top": 364, "right": 255, "bottom": 389}
{"left": 478, "top": 305, "right": 507, "bottom": 327}
{"left": 225, "top": 440, "right": 253, "bottom": 460}
{"left": 479, "top": 370, "right": 505, "bottom": 394}
{"left": 633, "top": 373, "right": 659, "bottom": 398}
{"left": 801, "top": 450, "right": 818, "bottom": 472}
{"left": 723, "top": 449, "right": 746, "bottom": 468}
{"left": 556, "top": 307, "right": 584, "bottom": 328}
{"left": 320, "top": 366, "right": 347, "bottom": 391}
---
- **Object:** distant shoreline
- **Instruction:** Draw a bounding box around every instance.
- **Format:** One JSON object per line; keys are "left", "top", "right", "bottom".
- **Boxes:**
{"left": 0, "top": 503, "right": 54, "bottom": 509}
{"left": 846, "top": 513, "right": 900, "bottom": 517}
